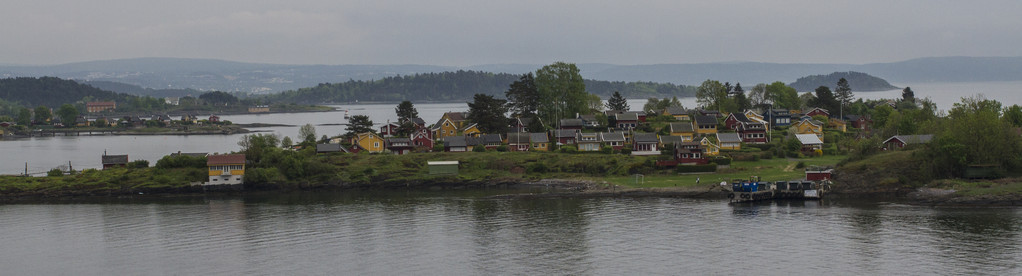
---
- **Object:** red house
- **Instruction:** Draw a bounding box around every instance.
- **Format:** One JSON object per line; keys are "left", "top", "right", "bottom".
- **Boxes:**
{"left": 846, "top": 115, "right": 872, "bottom": 131}
{"left": 805, "top": 168, "right": 833, "bottom": 181}
{"left": 737, "top": 122, "right": 768, "bottom": 144}
{"left": 724, "top": 112, "right": 753, "bottom": 130}
{"left": 411, "top": 128, "right": 434, "bottom": 150}
{"left": 380, "top": 122, "right": 400, "bottom": 137}
{"left": 805, "top": 107, "right": 830, "bottom": 118}
{"left": 675, "top": 142, "right": 709, "bottom": 165}
{"left": 102, "top": 154, "right": 128, "bottom": 169}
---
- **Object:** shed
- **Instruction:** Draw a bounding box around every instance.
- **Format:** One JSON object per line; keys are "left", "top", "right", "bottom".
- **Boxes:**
{"left": 428, "top": 161, "right": 459, "bottom": 175}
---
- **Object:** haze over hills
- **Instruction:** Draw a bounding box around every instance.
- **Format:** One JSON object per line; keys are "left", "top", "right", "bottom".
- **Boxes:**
{"left": 1, "top": 56, "right": 1020, "bottom": 94}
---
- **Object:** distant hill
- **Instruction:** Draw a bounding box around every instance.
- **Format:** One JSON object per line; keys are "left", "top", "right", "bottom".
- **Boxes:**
{"left": 80, "top": 80, "right": 204, "bottom": 98}
{"left": 0, "top": 77, "right": 124, "bottom": 108}
{"left": 267, "top": 70, "right": 696, "bottom": 104}
{"left": 788, "top": 72, "right": 898, "bottom": 92}
{"left": 2, "top": 56, "right": 1021, "bottom": 93}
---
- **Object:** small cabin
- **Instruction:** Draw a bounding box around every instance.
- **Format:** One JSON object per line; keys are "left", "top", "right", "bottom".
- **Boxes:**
{"left": 428, "top": 161, "right": 459, "bottom": 175}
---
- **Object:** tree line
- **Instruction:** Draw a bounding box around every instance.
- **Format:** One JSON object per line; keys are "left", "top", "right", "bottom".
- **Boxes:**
{"left": 265, "top": 70, "right": 696, "bottom": 104}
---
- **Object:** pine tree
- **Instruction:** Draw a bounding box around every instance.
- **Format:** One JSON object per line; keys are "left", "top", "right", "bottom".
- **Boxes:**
{"left": 606, "top": 91, "right": 629, "bottom": 111}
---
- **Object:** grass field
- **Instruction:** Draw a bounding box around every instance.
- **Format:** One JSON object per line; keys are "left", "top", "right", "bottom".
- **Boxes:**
{"left": 601, "top": 154, "right": 848, "bottom": 188}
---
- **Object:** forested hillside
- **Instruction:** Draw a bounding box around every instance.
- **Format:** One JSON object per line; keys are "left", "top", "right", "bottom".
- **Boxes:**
{"left": 267, "top": 70, "right": 695, "bottom": 104}
{"left": 81, "top": 80, "right": 204, "bottom": 98}
{"left": 789, "top": 71, "right": 898, "bottom": 92}
{"left": 0, "top": 77, "right": 124, "bottom": 107}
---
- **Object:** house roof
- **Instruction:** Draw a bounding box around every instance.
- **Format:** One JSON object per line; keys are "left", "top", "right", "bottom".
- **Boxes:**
{"left": 101, "top": 155, "right": 128, "bottom": 165}
{"left": 316, "top": 143, "right": 348, "bottom": 153}
{"left": 738, "top": 122, "right": 766, "bottom": 131}
{"left": 207, "top": 154, "right": 246, "bottom": 165}
{"left": 555, "top": 129, "right": 578, "bottom": 138}
{"left": 579, "top": 114, "right": 597, "bottom": 121}
{"left": 444, "top": 136, "right": 468, "bottom": 147}
{"left": 768, "top": 109, "right": 790, "bottom": 116}
{"left": 170, "top": 152, "right": 208, "bottom": 158}
{"left": 411, "top": 117, "right": 426, "bottom": 126}
{"left": 717, "top": 132, "right": 742, "bottom": 143}
{"left": 633, "top": 133, "right": 659, "bottom": 143}
{"left": 600, "top": 132, "right": 626, "bottom": 142}
{"left": 670, "top": 122, "right": 694, "bottom": 133}
{"left": 795, "top": 134, "right": 824, "bottom": 145}
{"left": 578, "top": 132, "right": 599, "bottom": 140}
{"left": 728, "top": 113, "right": 752, "bottom": 123}
{"left": 459, "top": 123, "right": 479, "bottom": 132}
{"left": 444, "top": 112, "right": 467, "bottom": 122}
{"left": 506, "top": 132, "right": 531, "bottom": 143}
{"left": 560, "top": 118, "right": 584, "bottom": 127}
{"left": 386, "top": 138, "right": 411, "bottom": 144}
{"left": 530, "top": 133, "right": 549, "bottom": 143}
{"left": 616, "top": 112, "right": 638, "bottom": 121}
{"left": 660, "top": 135, "right": 683, "bottom": 145}
{"left": 664, "top": 106, "right": 687, "bottom": 116}
{"left": 694, "top": 115, "right": 717, "bottom": 126}
{"left": 479, "top": 134, "right": 503, "bottom": 143}
{"left": 806, "top": 107, "right": 830, "bottom": 115}
{"left": 885, "top": 134, "right": 934, "bottom": 145}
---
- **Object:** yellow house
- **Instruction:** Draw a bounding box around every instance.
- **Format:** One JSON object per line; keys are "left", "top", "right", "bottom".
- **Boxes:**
{"left": 530, "top": 133, "right": 550, "bottom": 151}
{"left": 700, "top": 137, "right": 720, "bottom": 156}
{"left": 354, "top": 132, "right": 385, "bottom": 153}
{"left": 663, "top": 107, "right": 690, "bottom": 121}
{"left": 669, "top": 122, "right": 696, "bottom": 142}
{"left": 460, "top": 123, "right": 481, "bottom": 137}
{"left": 694, "top": 115, "right": 718, "bottom": 135}
{"left": 432, "top": 118, "right": 459, "bottom": 139}
{"left": 716, "top": 132, "right": 742, "bottom": 151}
{"left": 828, "top": 118, "right": 847, "bottom": 132}
{"left": 207, "top": 154, "right": 246, "bottom": 185}
{"left": 744, "top": 110, "right": 769, "bottom": 131}
{"left": 793, "top": 118, "right": 824, "bottom": 140}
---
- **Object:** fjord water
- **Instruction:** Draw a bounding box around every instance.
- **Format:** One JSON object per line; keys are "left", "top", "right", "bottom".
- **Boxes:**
{"left": 1, "top": 191, "right": 1019, "bottom": 275}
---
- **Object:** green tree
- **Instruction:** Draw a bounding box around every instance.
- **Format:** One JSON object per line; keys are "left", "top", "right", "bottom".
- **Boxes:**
{"left": 922, "top": 97, "right": 1022, "bottom": 178}
{"left": 299, "top": 124, "right": 317, "bottom": 145}
{"left": 199, "top": 91, "right": 239, "bottom": 106}
{"left": 395, "top": 101, "right": 418, "bottom": 122}
{"left": 733, "top": 83, "right": 750, "bottom": 111}
{"left": 345, "top": 115, "right": 375, "bottom": 137}
{"left": 748, "top": 83, "right": 768, "bottom": 107}
{"left": 587, "top": 93, "right": 604, "bottom": 113}
{"left": 835, "top": 78, "right": 853, "bottom": 116}
{"left": 57, "top": 104, "right": 78, "bottom": 126}
{"left": 238, "top": 133, "right": 280, "bottom": 164}
{"left": 394, "top": 101, "right": 419, "bottom": 137}
{"left": 810, "top": 86, "right": 839, "bottom": 112}
{"left": 643, "top": 97, "right": 683, "bottom": 112}
{"left": 281, "top": 136, "right": 294, "bottom": 148}
{"left": 902, "top": 87, "right": 915, "bottom": 104}
{"left": 34, "top": 106, "right": 51, "bottom": 124}
{"left": 1004, "top": 104, "right": 1022, "bottom": 127}
{"left": 535, "top": 62, "right": 588, "bottom": 125}
{"left": 505, "top": 73, "right": 540, "bottom": 118}
{"left": 765, "top": 82, "right": 799, "bottom": 109}
{"left": 606, "top": 91, "right": 629, "bottom": 111}
{"left": 467, "top": 93, "right": 509, "bottom": 133}
{"left": 16, "top": 107, "right": 31, "bottom": 126}
{"left": 695, "top": 80, "right": 728, "bottom": 111}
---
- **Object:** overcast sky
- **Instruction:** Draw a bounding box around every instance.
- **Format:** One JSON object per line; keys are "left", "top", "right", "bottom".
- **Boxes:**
{"left": 3, "top": 0, "right": 1021, "bottom": 66}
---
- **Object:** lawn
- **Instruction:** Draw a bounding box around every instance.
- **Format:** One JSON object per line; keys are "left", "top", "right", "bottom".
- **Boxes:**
{"left": 601, "top": 154, "right": 848, "bottom": 188}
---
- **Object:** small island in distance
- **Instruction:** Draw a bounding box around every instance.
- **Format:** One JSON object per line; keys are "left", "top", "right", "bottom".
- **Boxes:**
{"left": 789, "top": 71, "right": 899, "bottom": 92}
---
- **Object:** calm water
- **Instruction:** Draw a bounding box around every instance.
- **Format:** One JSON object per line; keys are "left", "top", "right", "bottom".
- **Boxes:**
{"left": 3, "top": 81, "right": 1022, "bottom": 174}
{"left": 0, "top": 191, "right": 1019, "bottom": 275}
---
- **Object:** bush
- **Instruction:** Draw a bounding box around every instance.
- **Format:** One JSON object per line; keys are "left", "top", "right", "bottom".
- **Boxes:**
{"left": 47, "top": 168, "right": 63, "bottom": 177}
{"left": 560, "top": 146, "right": 577, "bottom": 153}
{"left": 496, "top": 145, "right": 509, "bottom": 152}
{"left": 601, "top": 146, "right": 613, "bottom": 154}
{"left": 472, "top": 144, "right": 486, "bottom": 152}
{"left": 620, "top": 148, "right": 632, "bottom": 155}
{"left": 760, "top": 151, "right": 774, "bottom": 159}
{"left": 712, "top": 157, "right": 732, "bottom": 165}
{"left": 527, "top": 162, "right": 549, "bottom": 173}
{"left": 128, "top": 160, "right": 149, "bottom": 168}
{"left": 433, "top": 143, "right": 445, "bottom": 152}
{"left": 156, "top": 155, "right": 207, "bottom": 169}
{"left": 796, "top": 161, "right": 806, "bottom": 169}
{"left": 676, "top": 163, "right": 717, "bottom": 173}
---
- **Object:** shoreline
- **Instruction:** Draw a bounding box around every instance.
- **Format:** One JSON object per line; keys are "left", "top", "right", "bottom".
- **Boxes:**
{"left": 2, "top": 178, "right": 1018, "bottom": 206}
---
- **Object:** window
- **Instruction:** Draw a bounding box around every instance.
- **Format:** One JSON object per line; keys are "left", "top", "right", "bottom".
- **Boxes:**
{"left": 374, "top": 142, "right": 380, "bottom": 148}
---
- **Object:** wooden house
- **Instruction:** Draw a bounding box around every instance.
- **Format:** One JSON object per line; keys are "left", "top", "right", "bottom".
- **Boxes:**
{"left": 700, "top": 137, "right": 720, "bottom": 156}
{"left": 631, "top": 133, "right": 660, "bottom": 156}
{"left": 102, "top": 154, "right": 128, "bottom": 169}
{"left": 805, "top": 107, "right": 830, "bottom": 118}
{"left": 793, "top": 118, "right": 824, "bottom": 140}
{"left": 577, "top": 132, "right": 601, "bottom": 151}
{"left": 600, "top": 132, "right": 626, "bottom": 150}
{"left": 380, "top": 122, "right": 400, "bottom": 137}
{"left": 478, "top": 134, "right": 503, "bottom": 150}
{"left": 530, "top": 133, "right": 550, "bottom": 151}
{"left": 694, "top": 115, "right": 718, "bottom": 135}
{"left": 443, "top": 136, "right": 471, "bottom": 152}
{"left": 86, "top": 101, "right": 116, "bottom": 113}
{"left": 795, "top": 134, "right": 824, "bottom": 155}
{"left": 506, "top": 132, "right": 530, "bottom": 151}
{"left": 724, "top": 112, "right": 753, "bottom": 131}
{"left": 663, "top": 107, "right": 690, "bottom": 121}
{"left": 578, "top": 114, "right": 601, "bottom": 128}
{"left": 766, "top": 109, "right": 792, "bottom": 127}
{"left": 669, "top": 122, "right": 696, "bottom": 142}
{"left": 615, "top": 112, "right": 639, "bottom": 130}
{"left": 411, "top": 128, "right": 433, "bottom": 150}
{"left": 432, "top": 117, "right": 459, "bottom": 139}
{"left": 353, "top": 132, "right": 385, "bottom": 153}
{"left": 674, "top": 142, "right": 709, "bottom": 165}
{"left": 386, "top": 138, "right": 414, "bottom": 155}
{"left": 316, "top": 143, "right": 349, "bottom": 154}
{"left": 555, "top": 129, "right": 579, "bottom": 145}
{"left": 207, "top": 154, "right": 245, "bottom": 185}
{"left": 716, "top": 132, "right": 742, "bottom": 150}
{"left": 883, "top": 134, "right": 934, "bottom": 150}
{"left": 460, "top": 123, "right": 481, "bottom": 137}
{"left": 737, "top": 121, "right": 768, "bottom": 144}
{"left": 845, "top": 115, "right": 872, "bottom": 131}
{"left": 559, "top": 118, "right": 584, "bottom": 130}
